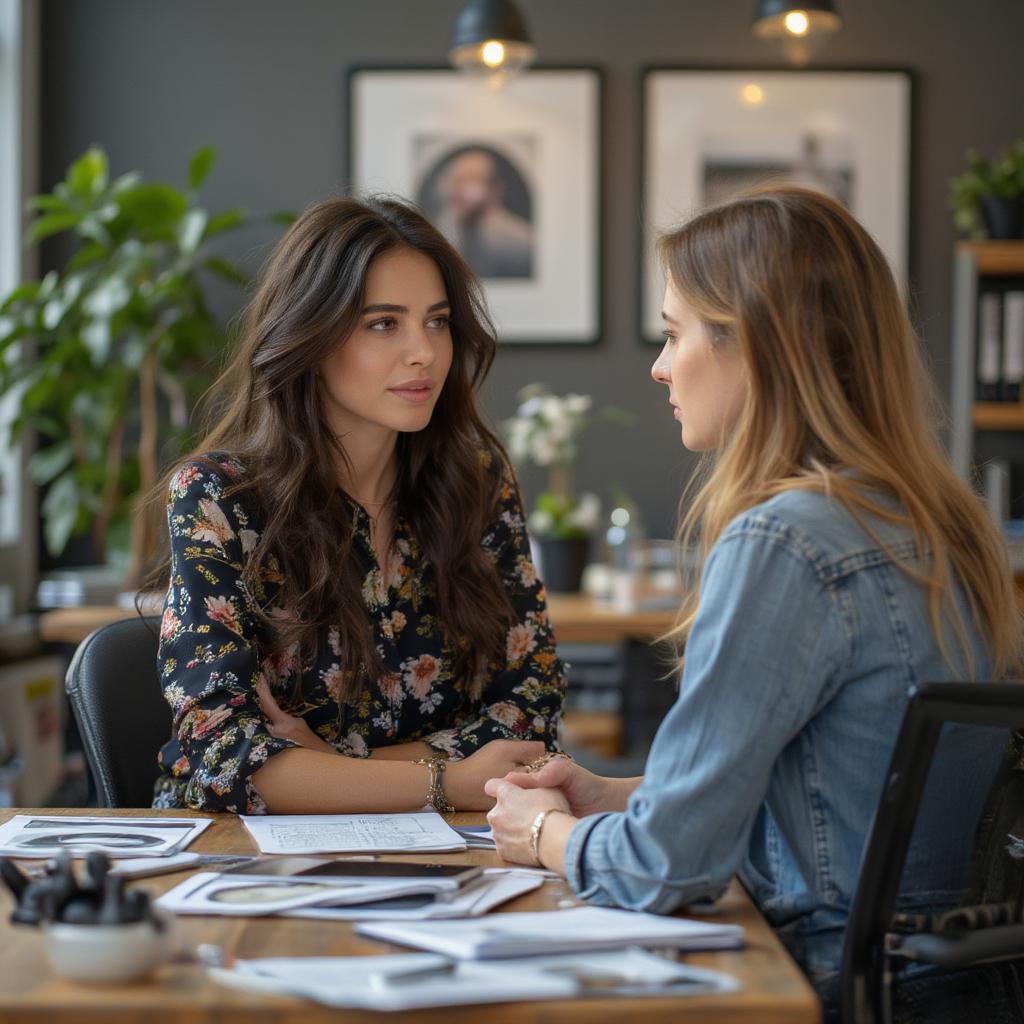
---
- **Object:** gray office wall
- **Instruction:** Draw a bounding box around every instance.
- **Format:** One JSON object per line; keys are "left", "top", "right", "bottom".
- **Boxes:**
{"left": 39, "top": 0, "right": 1024, "bottom": 538}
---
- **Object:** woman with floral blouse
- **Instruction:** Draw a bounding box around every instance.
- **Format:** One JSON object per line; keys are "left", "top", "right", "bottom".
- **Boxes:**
{"left": 147, "top": 196, "right": 565, "bottom": 815}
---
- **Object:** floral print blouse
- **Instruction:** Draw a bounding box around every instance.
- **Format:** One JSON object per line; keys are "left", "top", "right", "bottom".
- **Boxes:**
{"left": 153, "top": 453, "right": 566, "bottom": 813}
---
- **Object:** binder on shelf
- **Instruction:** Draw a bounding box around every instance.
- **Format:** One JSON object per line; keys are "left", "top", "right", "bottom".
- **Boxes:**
{"left": 983, "top": 458, "right": 1011, "bottom": 524}
{"left": 977, "top": 292, "right": 1002, "bottom": 402}
{"left": 1003, "top": 292, "right": 1024, "bottom": 403}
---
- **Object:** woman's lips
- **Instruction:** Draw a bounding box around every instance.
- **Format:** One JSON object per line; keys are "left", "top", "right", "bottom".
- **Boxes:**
{"left": 389, "top": 382, "right": 435, "bottom": 404}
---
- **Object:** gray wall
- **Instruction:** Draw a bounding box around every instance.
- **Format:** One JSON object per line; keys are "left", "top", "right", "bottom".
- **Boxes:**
{"left": 40, "top": 0, "right": 1024, "bottom": 538}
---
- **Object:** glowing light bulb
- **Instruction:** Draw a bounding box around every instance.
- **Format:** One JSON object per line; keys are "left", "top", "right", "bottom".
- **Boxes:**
{"left": 784, "top": 10, "right": 810, "bottom": 35}
{"left": 741, "top": 83, "right": 765, "bottom": 106}
{"left": 481, "top": 40, "right": 506, "bottom": 68}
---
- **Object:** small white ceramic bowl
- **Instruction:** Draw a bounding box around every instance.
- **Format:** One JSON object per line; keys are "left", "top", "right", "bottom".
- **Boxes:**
{"left": 43, "top": 917, "right": 174, "bottom": 983}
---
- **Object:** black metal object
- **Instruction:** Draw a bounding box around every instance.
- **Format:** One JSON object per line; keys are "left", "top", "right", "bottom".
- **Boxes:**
{"left": 1, "top": 850, "right": 162, "bottom": 928}
{"left": 64, "top": 617, "right": 168, "bottom": 808}
{"left": 840, "top": 681, "right": 1024, "bottom": 1024}
{"left": 450, "top": 0, "right": 532, "bottom": 50}
{"left": 753, "top": 0, "right": 840, "bottom": 22}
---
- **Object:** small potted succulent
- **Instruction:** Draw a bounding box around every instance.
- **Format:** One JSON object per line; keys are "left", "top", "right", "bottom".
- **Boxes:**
{"left": 504, "top": 384, "right": 602, "bottom": 592}
{"left": 948, "top": 140, "right": 1024, "bottom": 240}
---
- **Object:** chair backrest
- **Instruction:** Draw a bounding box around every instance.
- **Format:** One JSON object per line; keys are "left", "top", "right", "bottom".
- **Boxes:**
{"left": 64, "top": 616, "right": 169, "bottom": 808}
{"left": 841, "top": 680, "right": 1024, "bottom": 1023}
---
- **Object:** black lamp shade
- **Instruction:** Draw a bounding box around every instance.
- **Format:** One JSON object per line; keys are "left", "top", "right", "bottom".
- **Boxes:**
{"left": 754, "top": 0, "right": 839, "bottom": 20}
{"left": 752, "top": 0, "right": 842, "bottom": 57}
{"left": 449, "top": 0, "right": 536, "bottom": 74}
{"left": 451, "top": 0, "right": 533, "bottom": 49}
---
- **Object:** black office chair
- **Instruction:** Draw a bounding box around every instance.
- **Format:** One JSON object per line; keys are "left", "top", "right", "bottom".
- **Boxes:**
{"left": 841, "top": 681, "right": 1024, "bottom": 1024}
{"left": 64, "top": 616, "right": 170, "bottom": 808}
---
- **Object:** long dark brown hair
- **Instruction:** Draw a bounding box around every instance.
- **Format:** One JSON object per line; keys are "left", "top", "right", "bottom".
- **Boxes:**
{"left": 140, "top": 195, "right": 515, "bottom": 701}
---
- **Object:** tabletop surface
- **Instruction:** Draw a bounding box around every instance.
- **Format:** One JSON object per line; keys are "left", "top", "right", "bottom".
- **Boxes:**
{"left": 0, "top": 807, "right": 820, "bottom": 1024}
{"left": 38, "top": 595, "right": 678, "bottom": 647}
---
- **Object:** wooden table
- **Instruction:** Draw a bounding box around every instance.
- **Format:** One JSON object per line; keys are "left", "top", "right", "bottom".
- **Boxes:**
{"left": 0, "top": 808, "right": 820, "bottom": 1024}
{"left": 37, "top": 599, "right": 675, "bottom": 759}
{"left": 38, "top": 597, "right": 678, "bottom": 648}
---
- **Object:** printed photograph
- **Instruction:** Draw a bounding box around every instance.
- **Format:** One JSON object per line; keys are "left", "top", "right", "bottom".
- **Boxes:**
{"left": 415, "top": 138, "right": 536, "bottom": 280}
{"left": 208, "top": 882, "right": 330, "bottom": 905}
{"left": 702, "top": 133, "right": 854, "bottom": 209}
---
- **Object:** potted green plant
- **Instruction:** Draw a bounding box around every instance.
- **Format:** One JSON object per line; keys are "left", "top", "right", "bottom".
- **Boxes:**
{"left": 504, "top": 384, "right": 604, "bottom": 593}
{"left": 948, "top": 140, "right": 1024, "bottom": 240}
{"left": 0, "top": 145, "right": 269, "bottom": 582}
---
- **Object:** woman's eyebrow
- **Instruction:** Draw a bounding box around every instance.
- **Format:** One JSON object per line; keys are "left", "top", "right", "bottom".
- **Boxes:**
{"left": 361, "top": 300, "right": 451, "bottom": 315}
{"left": 661, "top": 311, "right": 678, "bottom": 325}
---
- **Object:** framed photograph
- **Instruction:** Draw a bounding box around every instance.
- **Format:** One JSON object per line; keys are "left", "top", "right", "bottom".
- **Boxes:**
{"left": 641, "top": 68, "right": 912, "bottom": 342}
{"left": 348, "top": 67, "right": 601, "bottom": 345}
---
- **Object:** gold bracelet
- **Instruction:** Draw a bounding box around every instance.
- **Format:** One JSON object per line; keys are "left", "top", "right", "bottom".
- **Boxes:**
{"left": 529, "top": 807, "right": 568, "bottom": 867}
{"left": 411, "top": 756, "right": 455, "bottom": 820}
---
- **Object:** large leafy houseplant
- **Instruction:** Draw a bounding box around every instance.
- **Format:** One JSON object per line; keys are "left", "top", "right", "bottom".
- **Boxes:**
{"left": 0, "top": 145, "right": 255, "bottom": 573}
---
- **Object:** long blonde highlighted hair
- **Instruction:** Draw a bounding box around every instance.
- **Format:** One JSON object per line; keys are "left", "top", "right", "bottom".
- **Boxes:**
{"left": 662, "top": 186, "right": 1022, "bottom": 678}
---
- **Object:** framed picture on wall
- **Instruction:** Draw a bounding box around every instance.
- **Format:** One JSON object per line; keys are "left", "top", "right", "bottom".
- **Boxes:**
{"left": 640, "top": 67, "right": 912, "bottom": 342}
{"left": 348, "top": 67, "right": 602, "bottom": 345}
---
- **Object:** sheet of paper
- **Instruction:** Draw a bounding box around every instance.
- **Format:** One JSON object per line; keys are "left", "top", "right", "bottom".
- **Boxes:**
{"left": 239, "top": 812, "right": 466, "bottom": 855}
{"left": 284, "top": 871, "right": 544, "bottom": 921}
{"left": 225, "top": 949, "right": 738, "bottom": 1010}
{"left": 108, "top": 853, "right": 258, "bottom": 879}
{"left": 158, "top": 871, "right": 472, "bottom": 917}
{"left": 0, "top": 815, "right": 212, "bottom": 859}
{"left": 357, "top": 905, "right": 745, "bottom": 959}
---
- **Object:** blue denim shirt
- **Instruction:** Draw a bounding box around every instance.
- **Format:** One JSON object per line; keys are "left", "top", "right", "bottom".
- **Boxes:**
{"left": 563, "top": 489, "right": 1001, "bottom": 999}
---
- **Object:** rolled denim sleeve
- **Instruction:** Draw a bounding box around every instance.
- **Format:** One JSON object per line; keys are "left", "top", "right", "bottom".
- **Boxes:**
{"left": 563, "top": 517, "right": 849, "bottom": 912}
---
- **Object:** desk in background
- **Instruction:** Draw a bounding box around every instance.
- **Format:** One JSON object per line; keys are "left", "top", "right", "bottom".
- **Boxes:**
{"left": 0, "top": 807, "right": 820, "bottom": 1023}
{"left": 37, "top": 596, "right": 678, "bottom": 647}
{"left": 38, "top": 598, "right": 680, "bottom": 761}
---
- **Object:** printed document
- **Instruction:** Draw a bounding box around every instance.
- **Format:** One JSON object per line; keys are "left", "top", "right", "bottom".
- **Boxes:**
{"left": 239, "top": 812, "right": 466, "bottom": 855}
{"left": 356, "top": 905, "right": 744, "bottom": 958}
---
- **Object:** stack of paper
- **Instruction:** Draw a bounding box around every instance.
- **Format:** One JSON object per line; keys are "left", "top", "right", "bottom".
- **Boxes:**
{"left": 0, "top": 815, "right": 211, "bottom": 859}
{"left": 285, "top": 869, "right": 543, "bottom": 921}
{"left": 158, "top": 865, "right": 543, "bottom": 919}
{"left": 216, "top": 948, "right": 738, "bottom": 1010}
{"left": 240, "top": 812, "right": 466, "bottom": 854}
{"left": 357, "top": 905, "right": 744, "bottom": 958}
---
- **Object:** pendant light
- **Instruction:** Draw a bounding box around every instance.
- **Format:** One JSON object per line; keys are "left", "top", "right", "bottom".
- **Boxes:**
{"left": 448, "top": 0, "right": 537, "bottom": 78}
{"left": 752, "top": 1, "right": 842, "bottom": 64}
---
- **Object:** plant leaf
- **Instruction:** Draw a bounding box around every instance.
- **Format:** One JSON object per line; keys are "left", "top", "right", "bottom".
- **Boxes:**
{"left": 29, "top": 442, "right": 75, "bottom": 485}
{"left": 67, "top": 147, "right": 109, "bottom": 198}
{"left": 25, "top": 194, "right": 69, "bottom": 214}
{"left": 203, "top": 256, "right": 248, "bottom": 286}
{"left": 178, "top": 208, "right": 208, "bottom": 254}
{"left": 24, "top": 212, "right": 80, "bottom": 247}
{"left": 115, "top": 184, "right": 189, "bottom": 238}
{"left": 203, "top": 207, "right": 247, "bottom": 239}
{"left": 81, "top": 319, "right": 112, "bottom": 364}
{"left": 66, "top": 242, "right": 108, "bottom": 272}
{"left": 41, "top": 470, "right": 81, "bottom": 557}
{"left": 188, "top": 145, "right": 216, "bottom": 191}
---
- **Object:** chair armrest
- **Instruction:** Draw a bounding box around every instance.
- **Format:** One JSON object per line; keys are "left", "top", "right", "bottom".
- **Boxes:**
{"left": 891, "top": 924, "right": 1024, "bottom": 968}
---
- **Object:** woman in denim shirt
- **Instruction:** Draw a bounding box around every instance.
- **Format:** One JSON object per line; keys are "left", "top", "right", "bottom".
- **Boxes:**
{"left": 486, "top": 187, "right": 1022, "bottom": 1013}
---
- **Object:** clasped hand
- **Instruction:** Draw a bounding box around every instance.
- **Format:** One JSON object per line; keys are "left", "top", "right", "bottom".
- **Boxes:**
{"left": 256, "top": 676, "right": 548, "bottom": 810}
